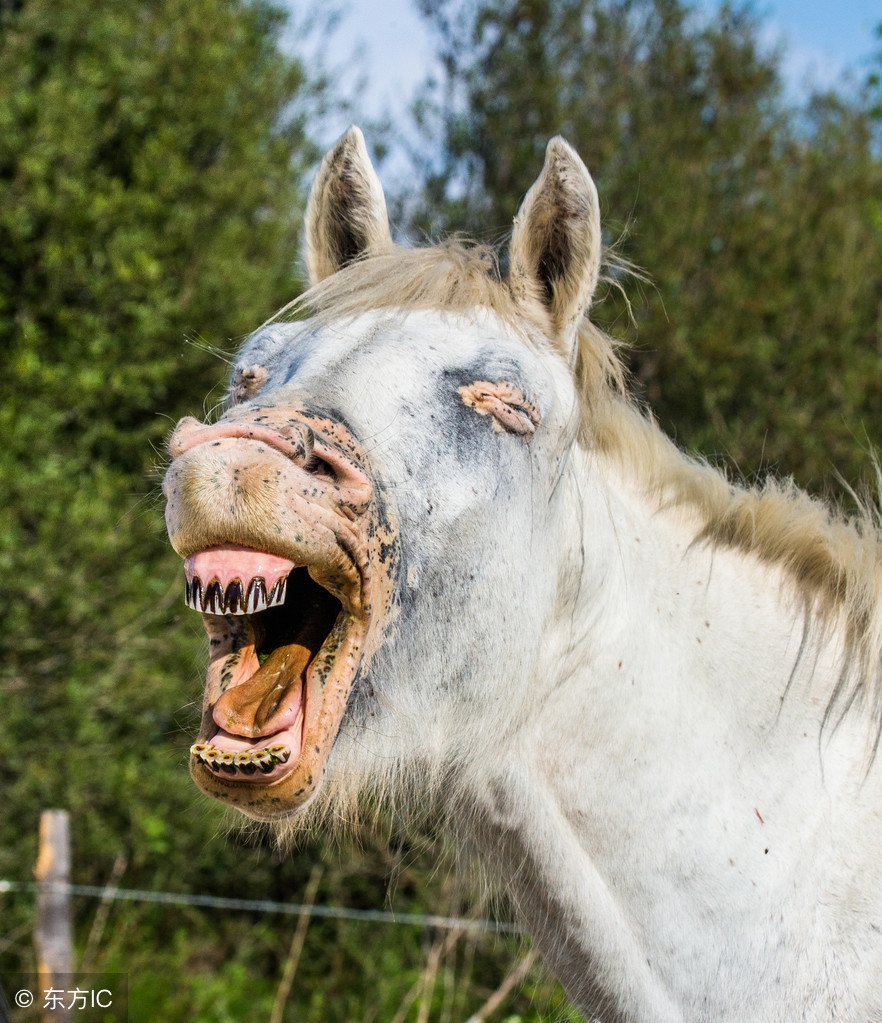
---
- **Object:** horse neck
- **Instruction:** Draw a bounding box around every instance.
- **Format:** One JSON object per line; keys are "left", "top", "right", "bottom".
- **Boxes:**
{"left": 463, "top": 443, "right": 882, "bottom": 1022}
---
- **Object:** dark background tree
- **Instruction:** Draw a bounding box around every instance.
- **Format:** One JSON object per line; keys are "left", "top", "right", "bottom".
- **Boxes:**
{"left": 410, "top": 0, "right": 882, "bottom": 491}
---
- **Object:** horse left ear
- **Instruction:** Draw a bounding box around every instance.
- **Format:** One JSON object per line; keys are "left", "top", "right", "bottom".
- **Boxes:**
{"left": 509, "top": 138, "right": 602, "bottom": 345}
{"left": 305, "top": 126, "right": 393, "bottom": 285}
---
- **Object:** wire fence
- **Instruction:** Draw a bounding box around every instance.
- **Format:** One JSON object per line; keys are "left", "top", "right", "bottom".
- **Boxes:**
{"left": 4, "top": 815, "right": 534, "bottom": 1023}
{"left": 0, "top": 879, "right": 521, "bottom": 935}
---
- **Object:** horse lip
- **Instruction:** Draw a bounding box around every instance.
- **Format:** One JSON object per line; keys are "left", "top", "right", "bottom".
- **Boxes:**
{"left": 170, "top": 419, "right": 308, "bottom": 464}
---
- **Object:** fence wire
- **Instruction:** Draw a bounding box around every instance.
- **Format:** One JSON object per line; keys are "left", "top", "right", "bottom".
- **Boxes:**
{"left": 0, "top": 880, "right": 520, "bottom": 935}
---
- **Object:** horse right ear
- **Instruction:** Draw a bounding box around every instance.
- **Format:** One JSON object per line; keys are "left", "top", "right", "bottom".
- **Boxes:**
{"left": 508, "top": 138, "right": 602, "bottom": 347}
{"left": 305, "top": 127, "right": 393, "bottom": 285}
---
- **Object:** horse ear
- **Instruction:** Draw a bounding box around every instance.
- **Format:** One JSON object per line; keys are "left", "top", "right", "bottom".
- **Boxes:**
{"left": 305, "top": 126, "right": 393, "bottom": 285}
{"left": 508, "top": 137, "right": 602, "bottom": 343}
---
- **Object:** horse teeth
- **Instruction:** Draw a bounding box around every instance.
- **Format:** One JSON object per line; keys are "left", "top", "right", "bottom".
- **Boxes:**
{"left": 248, "top": 751, "right": 273, "bottom": 772}
{"left": 184, "top": 574, "right": 290, "bottom": 614}
{"left": 224, "top": 580, "right": 243, "bottom": 613}
{"left": 246, "top": 578, "right": 267, "bottom": 613}
{"left": 235, "top": 754, "right": 258, "bottom": 774}
{"left": 191, "top": 743, "right": 290, "bottom": 772}
{"left": 204, "top": 580, "right": 223, "bottom": 614}
{"left": 185, "top": 577, "right": 203, "bottom": 612}
{"left": 268, "top": 576, "right": 288, "bottom": 609}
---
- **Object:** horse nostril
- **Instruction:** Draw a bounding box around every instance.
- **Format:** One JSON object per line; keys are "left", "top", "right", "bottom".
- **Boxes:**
{"left": 283, "top": 423, "right": 336, "bottom": 479}
{"left": 307, "top": 456, "right": 336, "bottom": 480}
{"left": 303, "top": 446, "right": 338, "bottom": 480}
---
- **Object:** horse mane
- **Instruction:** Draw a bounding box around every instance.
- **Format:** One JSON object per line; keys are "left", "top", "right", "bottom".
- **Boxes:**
{"left": 271, "top": 240, "right": 882, "bottom": 737}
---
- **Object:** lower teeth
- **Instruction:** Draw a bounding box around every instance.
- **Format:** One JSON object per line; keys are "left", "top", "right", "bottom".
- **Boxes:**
{"left": 190, "top": 742, "right": 292, "bottom": 772}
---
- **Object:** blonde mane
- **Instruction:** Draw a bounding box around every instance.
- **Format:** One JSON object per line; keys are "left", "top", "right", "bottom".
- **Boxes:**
{"left": 272, "top": 240, "right": 882, "bottom": 735}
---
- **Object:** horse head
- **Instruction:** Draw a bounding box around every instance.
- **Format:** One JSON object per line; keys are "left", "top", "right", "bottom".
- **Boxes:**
{"left": 164, "top": 127, "right": 606, "bottom": 823}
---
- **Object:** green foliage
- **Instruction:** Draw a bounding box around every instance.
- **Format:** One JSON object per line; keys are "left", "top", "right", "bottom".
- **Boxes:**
{"left": 0, "top": 0, "right": 317, "bottom": 469}
{"left": 0, "top": 0, "right": 318, "bottom": 980}
{"left": 0, "top": 0, "right": 572, "bottom": 1017}
{"left": 411, "top": 0, "right": 882, "bottom": 492}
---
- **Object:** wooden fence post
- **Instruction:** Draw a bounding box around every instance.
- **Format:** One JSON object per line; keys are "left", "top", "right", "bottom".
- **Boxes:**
{"left": 34, "top": 810, "right": 73, "bottom": 1023}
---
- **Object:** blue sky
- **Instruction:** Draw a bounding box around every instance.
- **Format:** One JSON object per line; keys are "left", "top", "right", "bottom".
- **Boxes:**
{"left": 314, "top": 0, "right": 880, "bottom": 126}
{"left": 765, "top": 0, "right": 879, "bottom": 88}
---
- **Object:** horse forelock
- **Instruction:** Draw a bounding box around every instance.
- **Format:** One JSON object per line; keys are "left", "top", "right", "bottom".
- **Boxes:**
{"left": 269, "top": 239, "right": 628, "bottom": 428}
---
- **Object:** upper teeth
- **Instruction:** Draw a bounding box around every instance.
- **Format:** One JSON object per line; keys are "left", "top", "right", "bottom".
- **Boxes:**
{"left": 184, "top": 575, "right": 289, "bottom": 615}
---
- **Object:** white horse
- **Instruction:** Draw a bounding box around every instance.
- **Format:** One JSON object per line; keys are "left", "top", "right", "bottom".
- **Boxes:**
{"left": 164, "top": 128, "right": 882, "bottom": 1022}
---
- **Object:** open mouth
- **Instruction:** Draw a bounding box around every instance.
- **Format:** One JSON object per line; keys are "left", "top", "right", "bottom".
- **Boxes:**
{"left": 165, "top": 409, "right": 399, "bottom": 819}
{"left": 185, "top": 545, "right": 346, "bottom": 793}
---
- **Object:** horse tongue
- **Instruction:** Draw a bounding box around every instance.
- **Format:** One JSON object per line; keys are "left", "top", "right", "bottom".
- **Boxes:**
{"left": 211, "top": 603, "right": 331, "bottom": 741}
{"left": 212, "top": 642, "right": 311, "bottom": 740}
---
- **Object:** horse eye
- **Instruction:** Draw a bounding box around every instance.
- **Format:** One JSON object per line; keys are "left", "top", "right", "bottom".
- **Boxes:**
{"left": 458, "top": 380, "right": 541, "bottom": 437}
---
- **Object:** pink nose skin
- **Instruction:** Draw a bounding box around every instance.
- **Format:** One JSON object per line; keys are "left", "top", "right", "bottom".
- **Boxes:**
{"left": 165, "top": 410, "right": 376, "bottom": 536}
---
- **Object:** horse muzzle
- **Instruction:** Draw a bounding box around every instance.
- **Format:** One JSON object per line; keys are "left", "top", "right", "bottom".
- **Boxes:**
{"left": 162, "top": 406, "right": 398, "bottom": 820}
